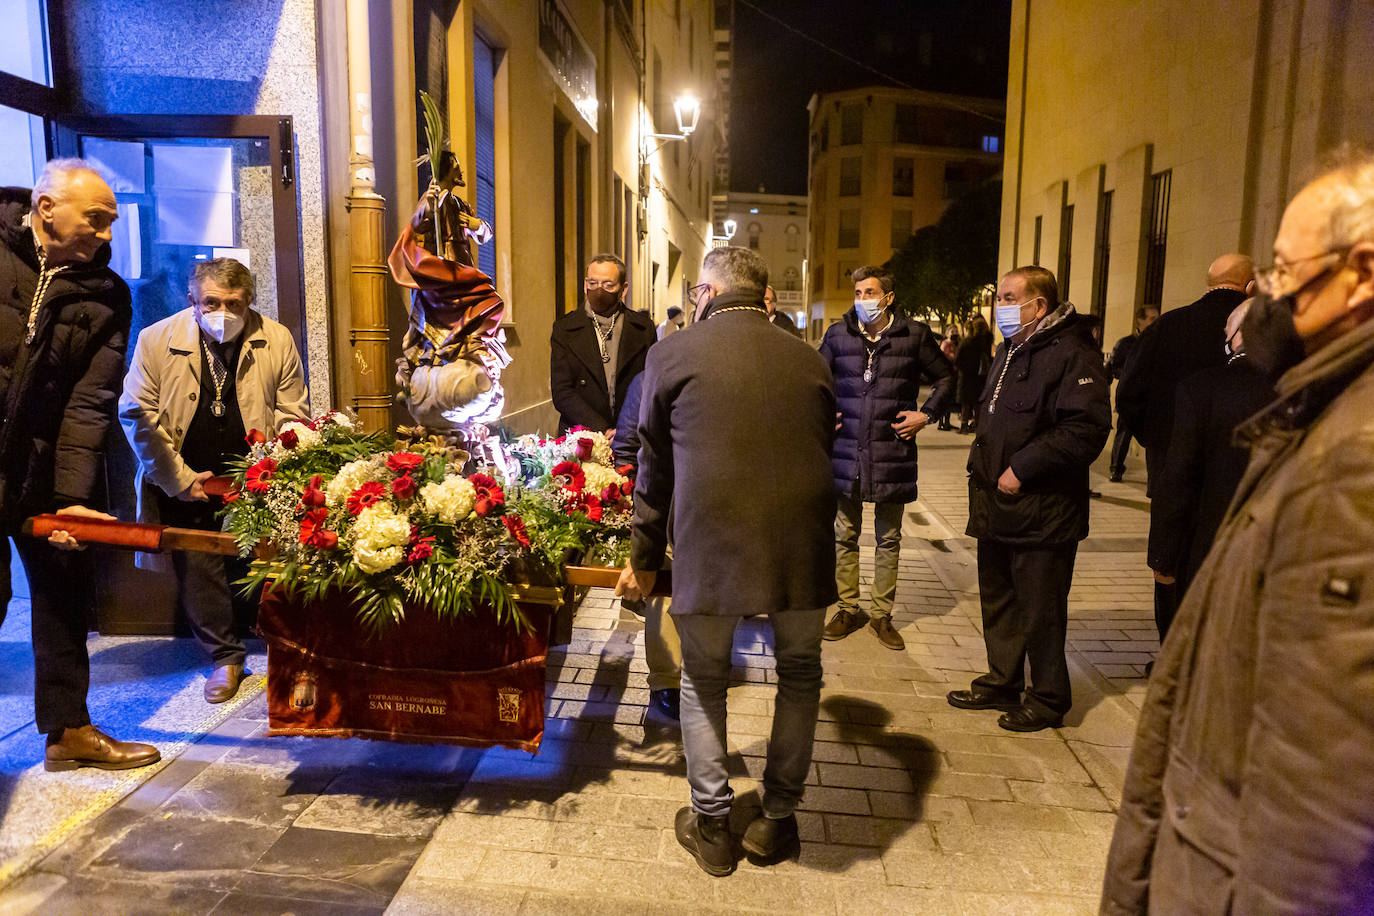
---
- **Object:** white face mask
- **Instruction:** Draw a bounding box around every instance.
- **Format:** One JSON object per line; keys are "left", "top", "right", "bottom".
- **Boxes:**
{"left": 197, "top": 309, "right": 245, "bottom": 344}
{"left": 995, "top": 296, "right": 1041, "bottom": 339}
{"left": 854, "top": 297, "right": 887, "bottom": 324}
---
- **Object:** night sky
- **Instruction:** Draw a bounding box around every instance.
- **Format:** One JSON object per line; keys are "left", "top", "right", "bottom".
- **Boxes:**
{"left": 727, "top": 0, "right": 1013, "bottom": 196}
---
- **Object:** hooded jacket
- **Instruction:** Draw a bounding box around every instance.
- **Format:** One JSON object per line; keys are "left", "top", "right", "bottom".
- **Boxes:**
{"left": 819, "top": 309, "right": 954, "bottom": 503}
{"left": 0, "top": 187, "right": 131, "bottom": 523}
{"left": 1101, "top": 315, "right": 1374, "bottom": 916}
{"left": 966, "top": 302, "right": 1110, "bottom": 544}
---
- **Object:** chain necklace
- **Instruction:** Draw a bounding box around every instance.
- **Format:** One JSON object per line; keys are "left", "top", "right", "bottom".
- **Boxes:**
{"left": 591, "top": 311, "right": 619, "bottom": 364}
{"left": 201, "top": 339, "right": 229, "bottom": 418}
{"left": 26, "top": 244, "right": 66, "bottom": 345}
{"left": 706, "top": 305, "right": 767, "bottom": 319}
{"left": 861, "top": 312, "right": 893, "bottom": 383}
{"left": 985, "top": 342, "right": 1024, "bottom": 416}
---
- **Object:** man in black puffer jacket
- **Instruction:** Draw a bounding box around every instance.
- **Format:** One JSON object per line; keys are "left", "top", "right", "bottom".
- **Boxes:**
{"left": 948, "top": 266, "right": 1110, "bottom": 732}
{"left": 0, "top": 161, "right": 160, "bottom": 772}
{"left": 819, "top": 266, "right": 953, "bottom": 651}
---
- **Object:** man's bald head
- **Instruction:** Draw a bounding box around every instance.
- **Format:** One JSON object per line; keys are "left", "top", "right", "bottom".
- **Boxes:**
{"left": 1207, "top": 254, "right": 1255, "bottom": 291}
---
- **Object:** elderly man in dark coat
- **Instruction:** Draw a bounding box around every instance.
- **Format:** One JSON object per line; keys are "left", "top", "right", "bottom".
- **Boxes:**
{"left": 1101, "top": 151, "right": 1374, "bottom": 916}
{"left": 1116, "top": 255, "right": 1254, "bottom": 641}
{"left": 617, "top": 246, "right": 837, "bottom": 878}
{"left": 948, "top": 266, "right": 1111, "bottom": 733}
{"left": 0, "top": 160, "right": 159, "bottom": 771}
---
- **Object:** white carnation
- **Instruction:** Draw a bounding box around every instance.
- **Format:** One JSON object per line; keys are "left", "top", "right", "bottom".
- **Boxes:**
{"left": 419, "top": 477, "right": 476, "bottom": 524}
{"left": 353, "top": 503, "right": 411, "bottom": 549}
{"left": 353, "top": 542, "right": 403, "bottom": 574}
{"left": 581, "top": 462, "right": 626, "bottom": 496}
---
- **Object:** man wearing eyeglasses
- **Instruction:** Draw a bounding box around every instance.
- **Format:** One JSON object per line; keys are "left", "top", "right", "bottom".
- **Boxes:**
{"left": 1103, "top": 151, "right": 1374, "bottom": 915}
{"left": 549, "top": 253, "right": 656, "bottom": 435}
{"left": 1115, "top": 253, "right": 1254, "bottom": 642}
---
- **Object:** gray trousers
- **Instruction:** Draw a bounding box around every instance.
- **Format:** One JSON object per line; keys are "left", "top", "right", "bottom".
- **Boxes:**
{"left": 835, "top": 496, "right": 905, "bottom": 619}
{"left": 675, "top": 608, "right": 825, "bottom": 818}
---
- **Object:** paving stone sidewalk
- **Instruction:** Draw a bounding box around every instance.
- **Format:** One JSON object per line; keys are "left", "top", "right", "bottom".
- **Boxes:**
{"left": 0, "top": 428, "right": 1157, "bottom": 914}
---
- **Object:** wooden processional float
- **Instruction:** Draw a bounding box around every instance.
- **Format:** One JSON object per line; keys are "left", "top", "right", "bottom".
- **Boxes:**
{"left": 23, "top": 511, "right": 668, "bottom": 752}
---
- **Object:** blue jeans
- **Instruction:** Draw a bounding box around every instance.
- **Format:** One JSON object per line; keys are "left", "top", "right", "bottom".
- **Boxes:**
{"left": 674, "top": 609, "right": 825, "bottom": 818}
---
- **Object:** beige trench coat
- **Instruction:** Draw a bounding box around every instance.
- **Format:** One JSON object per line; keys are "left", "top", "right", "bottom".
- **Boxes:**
{"left": 118, "top": 307, "right": 308, "bottom": 566}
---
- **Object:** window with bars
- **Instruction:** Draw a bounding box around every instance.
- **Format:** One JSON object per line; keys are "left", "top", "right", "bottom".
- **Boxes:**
{"left": 893, "top": 157, "right": 913, "bottom": 197}
{"left": 840, "top": 104, "right": 863, "bottom": 145}
{"left": 839, "top": 156, "right": 861, "bottom": 196}
{"left": 1058, "top": 203, "right": 1074, "bottom": 301}
{"left": 838, "top": 209, "right": 860, "bottom": 249}
{"left": 1143, "top": 170, "right": 1171, "bottom": 306}
{"left": 1090, "top": 189, "right": 1113, "bottom": 318}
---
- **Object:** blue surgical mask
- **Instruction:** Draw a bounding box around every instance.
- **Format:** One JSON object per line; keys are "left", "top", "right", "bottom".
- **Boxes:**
{"left": 854, "top": 296, "right": 887, "bottom": 324}
{"left": 995, "top": 296, "right": 1041, "bottom": 339}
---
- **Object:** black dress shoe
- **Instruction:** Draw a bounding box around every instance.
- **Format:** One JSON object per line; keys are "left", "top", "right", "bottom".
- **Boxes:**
{"left": 675, "top": 806, "right": 736, "bottom": 876}
{"left": 946, "top": 688, "right": 1021, "bottom": 711}
{"left": 742, "top": 812, "right": 799, "bottom": 865}
{"left": 998, "top": 706, "right": 1064, "bottom": 732}
{"left": 651, "top": 688, "right": 681, "bottom": 721}
{"left": 1108, "top": 470, "right": 1124, "bottom": 483}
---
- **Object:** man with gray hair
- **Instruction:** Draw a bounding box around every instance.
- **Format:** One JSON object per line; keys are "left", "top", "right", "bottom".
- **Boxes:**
{"left": 1103, "top": 150, "right": 1374, "bottom": 913}
{"left": 0, "top": 159, "right": 160, "bottom": 770}
{"left": 617, "top": 246, "right": 837, "bottom": 876}
{"left": 121, "top": 257, "right": 308, "bottom": 704}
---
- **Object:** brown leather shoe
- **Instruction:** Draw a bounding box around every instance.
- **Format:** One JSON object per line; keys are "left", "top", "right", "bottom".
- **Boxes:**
{"left": 45, "top": 725, "right": 160, "bottom": 772}
{"left": 870, "top": 615, "right": 905, "bottom": 650}
{"left": 204, "top": 664, "right": 245, "bottom": 704}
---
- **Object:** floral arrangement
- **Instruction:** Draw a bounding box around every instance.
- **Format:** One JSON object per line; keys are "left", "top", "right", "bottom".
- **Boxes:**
{"left": 224, "top": 412, "right": 635, "bottom": 634}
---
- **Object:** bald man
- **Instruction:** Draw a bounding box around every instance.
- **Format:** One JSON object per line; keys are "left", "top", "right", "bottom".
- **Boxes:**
{"left": 1116, "top": 254, "right": 1255, "bottom": 641}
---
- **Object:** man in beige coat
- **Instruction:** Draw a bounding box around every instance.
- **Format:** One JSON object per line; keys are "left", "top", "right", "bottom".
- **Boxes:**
{"left": 119, "top": 258, "right": 308, "bottom": 703}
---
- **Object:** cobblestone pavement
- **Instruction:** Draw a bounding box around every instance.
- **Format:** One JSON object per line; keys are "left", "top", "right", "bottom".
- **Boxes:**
{"left": 0, "top": 428, "right": 1157, "bottom": 914}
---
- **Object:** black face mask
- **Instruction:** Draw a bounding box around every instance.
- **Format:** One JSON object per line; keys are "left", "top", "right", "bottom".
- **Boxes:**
{"left": 1241, "top": 291, "right": 1305, "bottom": 379}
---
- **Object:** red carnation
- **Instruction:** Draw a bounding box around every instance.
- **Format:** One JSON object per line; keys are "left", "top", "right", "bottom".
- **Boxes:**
{"left": 619, "top": 479, "right": 634, "bottom": 496}
{"left": 503, "top": 515, "right": 531, "bottom": 548}
{"left": 387, "top": 452, "right": 425, "bottom": 473}
{"left": 600, "top": 484, "right": 622, "bottom": 504}
{"left": 616, "top": 464, "right": 634, "bottom": 477}
{"left": 245, "top": 429, "right": 267, "bottom": 446}
{"left": 346, "top": 480, "right": 387, "bottom": 515}
{"left": 407, "top": 536, "right": 435, "bottom": 564}
{"left": 313, "top": 529, "right": 338, "bottom": 549}
{"left": 550, "top": 460, "right": 586, "bottom": 493}
{"left": 279, "top": 429, "right": 299, "bottom": 450}
{"left": 574, "top": 436, "right": 595, "bottom": 461}
{"left": 299, "top": 507, "right": 328, "bottom": 545}
{"left": 391, "top": 474, "right": 417, "bottom": 500}
{"left": 469, "top": 473, "right": 506, "bottom": 517}
{"left": 244, "top": 457, "right": 277, "bottom": 493}
{"left": 301, "top": 474, "right": 326, "bottom": 508}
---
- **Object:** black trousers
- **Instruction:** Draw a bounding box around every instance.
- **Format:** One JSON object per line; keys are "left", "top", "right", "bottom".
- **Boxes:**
{"left": 1109, "top": 417, "right": 1135, "bottom": 474}
{"left": 158, "top": 496, "right": 247, "bottom": 667}
{"left": 972, "top": 539, "right": 1078, "bottom": 718}
{"left": 1154, "top": 580, "right": 1179, "bottom": 644}
{"left": 0, "top": 533, "right": 92, "bottom": 735}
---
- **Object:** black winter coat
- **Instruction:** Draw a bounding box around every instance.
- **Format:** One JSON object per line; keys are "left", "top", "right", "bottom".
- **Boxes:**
{"left": 630, "top": 291, "right": 837, "bottom": 616}
{"left": 966, "top": 304, "right": 1111, "bottom": 545}
{"left": 0, "top": 188, "right": 131, "bottom": 523}
{"left": 1115, "top": 287, "right": 1246, "bottom": 451}
{"left": 1146, "top": 358, "right": 1275, "bottom": 590}
{"left": 549, "top": 305, "right": 655, "bottom": 433}
{"left": 955, "top": 329, "right": 993, "bottom": 405}
{"left": 819, "top": 310, "right": 954, "bottom": 504}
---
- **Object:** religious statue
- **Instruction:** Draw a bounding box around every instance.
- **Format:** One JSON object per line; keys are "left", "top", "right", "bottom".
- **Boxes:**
{"left": 387, "top": 91, "right": 509, "bottom": 437}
